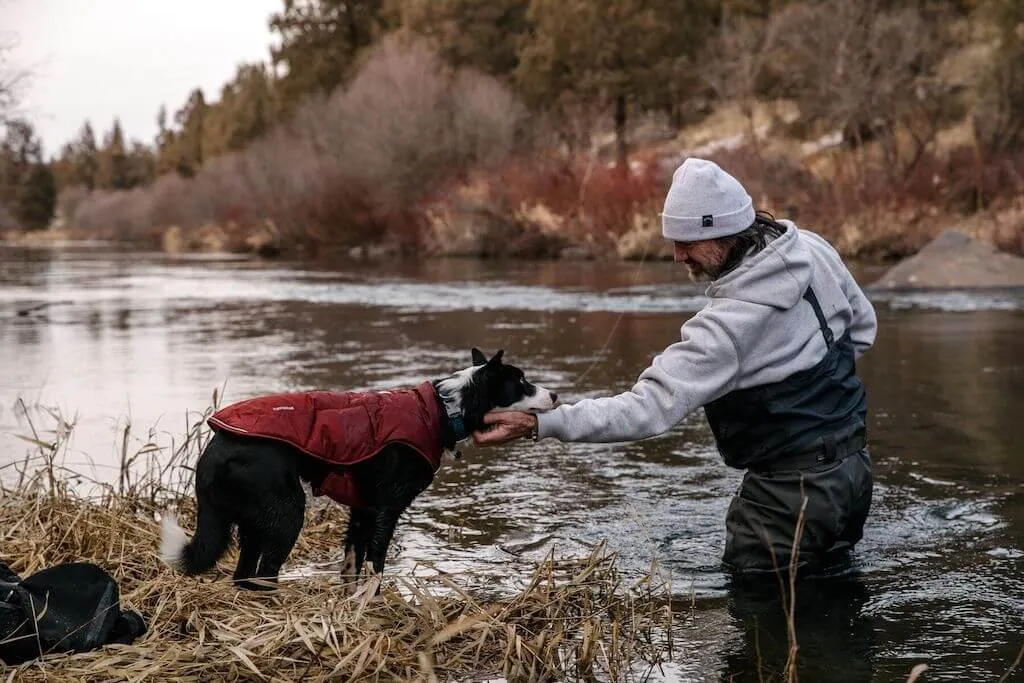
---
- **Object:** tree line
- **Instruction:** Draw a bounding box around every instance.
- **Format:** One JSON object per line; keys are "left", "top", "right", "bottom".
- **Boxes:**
{"left": 3, "top": 0, "right": 1021, "bottom": 236}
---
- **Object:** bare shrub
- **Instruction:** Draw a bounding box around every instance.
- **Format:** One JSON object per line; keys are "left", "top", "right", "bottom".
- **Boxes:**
{"left": 450, "top": 69, "right": 529, "bottom": 166}
{"left": 147, "top": 174, "right": 191, "bottom": 229}
{"left": 700, "top": 13, "right": 781, "bottom": 153}
{"left": 0, "top": 36, "right": 28, "bottom": 124}
{"left": 54, "top": 184, "right": 89, "bottom": 225}
{"left": 332, "top": 36, "right": 527, "bottom": 209}
{"left": 190, "top": 154, "right": 254, "bottom": 227}
{"left": 455, "top": 153, "right": 667, "bottom": 257}
{"left": 64, "top": 36, "right": 528, "bottom": 252}
{"left": 768, "top": 0, "right": 955, "bottom": 182}
{"left": 577, "top": 161, "right": 665, "bottom": 241}
{"left": 333, "top": 37, "right": 454, "bottom": 206}
{"left": 972, "top": 50, "right": 1024, "bottom": 153}
{"left": 704, "top": 136, "right": 1024, "bottom": 261}
{"left": 971, "top": 0, "right": 1024, "bottom": 155}
{"left": 70, "top": 188, "right": 155, "bottom": 242}
{"left": 706, "top": 147, "right": 827, "bottom": 226}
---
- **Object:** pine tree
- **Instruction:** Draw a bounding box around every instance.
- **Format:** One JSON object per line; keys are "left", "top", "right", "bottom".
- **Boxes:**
{"left": 270, "top": 0, "right": 393, "bottom": 112}
{"left": 0, "top": 120, "right": 55, "bottom": 230}
{"left": 394, "top": 0, "right": 530, "bottom": 79}
{"left": 18, "top": 163, "right": 56, "bottom": 229}
{"left": 173, "top": 89, "right": 208, "bottom": 176}
{"left": 127, "top": 141, "right": 156, "bottom": 186}
{"left": 516, "top": 0, "right": 718, "bottom": 167}
{"left": 203, "top": 63, "right": 278, "bottom": 158}
{"left": 99, "top": 118, "right": 131, "bottom": 189}
{"left": 72, "top": 121, "right": 99, "bottom": 190}
{"left": 51, "top": 143, "right": 78, "bottom": 190}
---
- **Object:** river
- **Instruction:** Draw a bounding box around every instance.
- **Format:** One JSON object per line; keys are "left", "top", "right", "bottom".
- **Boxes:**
{"left": 1, "top": 244, "right": 1022, "bottom": 681}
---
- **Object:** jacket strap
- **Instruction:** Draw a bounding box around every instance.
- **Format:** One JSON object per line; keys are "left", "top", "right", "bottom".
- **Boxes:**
{"left": 802, "top": 287, "right": 835, "bottom": 348}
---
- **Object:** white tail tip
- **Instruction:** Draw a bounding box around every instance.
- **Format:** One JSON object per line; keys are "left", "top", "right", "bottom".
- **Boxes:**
{"left": 160, "top": 514, "right": 189, "bottom": 571}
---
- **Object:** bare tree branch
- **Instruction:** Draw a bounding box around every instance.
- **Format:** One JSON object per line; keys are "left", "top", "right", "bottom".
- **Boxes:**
{"left": 700, "top": 11, "right": 782, "bottom": 157}
{"left": 766, "top": 0, "right": 952, "bottom": 183}
{"left": 0, "top": 34, "right": 30, "bottom": 126}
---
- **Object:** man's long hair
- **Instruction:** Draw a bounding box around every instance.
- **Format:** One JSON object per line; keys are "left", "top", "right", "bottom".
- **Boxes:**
{"left": 716, "top": 211, "right": 788, "bottom": 276}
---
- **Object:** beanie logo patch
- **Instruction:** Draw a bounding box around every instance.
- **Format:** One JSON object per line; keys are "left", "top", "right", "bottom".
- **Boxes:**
{"left": 702, "top": 215, "right": 714, "bottom": 228}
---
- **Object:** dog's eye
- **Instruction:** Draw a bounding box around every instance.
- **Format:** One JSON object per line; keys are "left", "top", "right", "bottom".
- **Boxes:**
{"left": 520, "top": 377, "right": 528, "bottom": 385}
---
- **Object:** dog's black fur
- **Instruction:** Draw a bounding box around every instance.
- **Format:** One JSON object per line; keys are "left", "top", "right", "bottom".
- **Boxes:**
{"left": 161, "top": 348, "right": 555, "bottom": 590}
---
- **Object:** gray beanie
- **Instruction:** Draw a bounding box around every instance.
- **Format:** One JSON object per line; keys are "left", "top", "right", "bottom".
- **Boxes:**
{"left": 661, "top": 158, "right": 755, "bottom": 241}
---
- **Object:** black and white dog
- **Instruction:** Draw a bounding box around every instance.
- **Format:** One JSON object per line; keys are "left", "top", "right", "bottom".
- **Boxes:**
{"left": 160, "top": 348, "right": 556, "bottom": 590}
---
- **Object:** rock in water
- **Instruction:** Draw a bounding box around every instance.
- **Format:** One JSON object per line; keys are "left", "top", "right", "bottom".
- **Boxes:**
{"left": 869, "top": 230, "right": 1024, "bottom": 290}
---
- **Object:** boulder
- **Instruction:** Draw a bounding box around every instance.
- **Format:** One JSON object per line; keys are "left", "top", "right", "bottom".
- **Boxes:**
{"left": 161, "top": 225, "right": 186, "bottom": 253}
{"left": 244, "top": 220, "right": 282, "bottom": 257}
{"left": 868, "top": 230, "right": 1024, "bottom": 290}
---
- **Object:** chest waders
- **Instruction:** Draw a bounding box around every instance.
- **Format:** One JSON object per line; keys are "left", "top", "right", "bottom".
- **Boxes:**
{"left": 704, "top": 288, "right": 874, "bottom": 577}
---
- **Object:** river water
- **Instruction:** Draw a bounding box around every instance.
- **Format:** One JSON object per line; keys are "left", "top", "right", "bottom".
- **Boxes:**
{"left": 1, "top": 244, "right": 1022, "bottom": 681}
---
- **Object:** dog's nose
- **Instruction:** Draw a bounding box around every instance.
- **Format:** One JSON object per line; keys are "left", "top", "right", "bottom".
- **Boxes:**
{"left": 549, "top": 392, "right": 558, "bottom": 403}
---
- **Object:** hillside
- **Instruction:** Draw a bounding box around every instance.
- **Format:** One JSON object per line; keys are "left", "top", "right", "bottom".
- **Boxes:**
{"left": 2, "top": 0, "right": 1020, "bottom": 263}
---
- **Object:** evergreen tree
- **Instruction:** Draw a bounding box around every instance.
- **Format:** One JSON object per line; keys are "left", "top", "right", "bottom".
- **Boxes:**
{"left": 0, "top": 119, "right": 55, "bottom": 229}
{"left": 51, "top": 143, "right": 78, "bottom": 190}
{"left": 516, "top": 0, "right": 718, "bottom": 167}
{"left": 127, "top": 141, "right": 156, "bottom": 186}
{"left": 203, "top": 63, "right": 278, "bottom": 158}
{"left": 72, "top": 121, "right": 99, "bottom": 190}
{"left": 154, "top": 104, "right": 178, "bottom": 175}
{"left": 173, "top": 89, "right": 208, "bottom": 176}
{"left": 394, "top": 0, "right": 530, "bottom": 79}
{"left": 18, "top": 163, "right": 56, "bottom": 229}
{"left": 99, "top": 118, "right": 131, "bottom": 189}
{"left": 270, "top": 0, "right": 393, "bottom": 112}
{"left": 0, "top": 119, "right": 41, "bottom": 207}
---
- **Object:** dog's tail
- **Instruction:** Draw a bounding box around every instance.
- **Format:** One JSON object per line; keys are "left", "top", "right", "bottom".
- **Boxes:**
{"left": 160, "top": 508, "right": 232, "bottom": 575}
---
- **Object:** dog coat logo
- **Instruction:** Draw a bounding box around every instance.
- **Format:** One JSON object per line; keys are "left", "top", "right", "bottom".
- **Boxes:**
{"left": 272, "top": 405, "right": 296, "bottom": 411}
{"left": 702, "top": 215, "right": 714, "bottom": 228}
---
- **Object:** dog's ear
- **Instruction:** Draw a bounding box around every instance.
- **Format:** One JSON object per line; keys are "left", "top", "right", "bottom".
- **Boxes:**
{"left": 487, "top": 349, "right": 505, "bottom": 365}
{"left": 471, "top": 348, "right": 488, "bottom": 366}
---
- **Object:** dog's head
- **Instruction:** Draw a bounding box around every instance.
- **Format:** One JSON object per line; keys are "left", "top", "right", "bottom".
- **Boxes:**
{"left": 435, "top": 348, "right": 558, "bottom": 437}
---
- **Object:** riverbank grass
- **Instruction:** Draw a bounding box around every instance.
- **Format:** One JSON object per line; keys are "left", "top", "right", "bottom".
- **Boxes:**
{"left": 0, "top": 405, "right": 676, "bottom": 681}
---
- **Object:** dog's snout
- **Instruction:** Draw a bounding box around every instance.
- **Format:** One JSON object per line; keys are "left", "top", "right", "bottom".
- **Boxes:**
{"left": 549, "top": 392, "right": 558, "bottom": 403}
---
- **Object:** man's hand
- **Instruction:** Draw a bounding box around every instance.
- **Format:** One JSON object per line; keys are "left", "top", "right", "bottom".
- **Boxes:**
{"left": 472, "top": 411, "right": 538, "bottom": 446}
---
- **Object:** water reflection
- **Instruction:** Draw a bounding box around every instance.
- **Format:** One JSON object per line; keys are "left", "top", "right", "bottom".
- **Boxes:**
{"left": 720, "top": 576, "right": 874, "bottom": 682}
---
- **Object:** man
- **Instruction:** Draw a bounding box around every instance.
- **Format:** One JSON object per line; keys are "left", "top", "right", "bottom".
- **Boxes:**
{"left": 474, "top": 158, "right": 877, "bottom": 577}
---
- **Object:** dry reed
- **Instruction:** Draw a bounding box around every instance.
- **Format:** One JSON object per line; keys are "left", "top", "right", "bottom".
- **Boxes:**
{"left": 0, "top": 400, "right": 676, "bottom": 681}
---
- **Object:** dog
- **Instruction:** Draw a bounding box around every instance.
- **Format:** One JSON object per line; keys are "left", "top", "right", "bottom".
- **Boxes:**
{"left": 160, "top": 348, "right": 556, "bottom": 590}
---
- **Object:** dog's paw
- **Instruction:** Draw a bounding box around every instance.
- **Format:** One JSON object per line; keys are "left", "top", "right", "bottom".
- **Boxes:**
{"left": 362, "top": 564, "right": 382, "bottom": 597}
{"left": 345, "top": 575, "right": 381, "bottom": 601}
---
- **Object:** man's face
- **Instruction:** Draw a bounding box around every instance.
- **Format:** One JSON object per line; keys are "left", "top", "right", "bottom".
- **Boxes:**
{"left": 673, "top": 239, "right": 730, "bottom": 282}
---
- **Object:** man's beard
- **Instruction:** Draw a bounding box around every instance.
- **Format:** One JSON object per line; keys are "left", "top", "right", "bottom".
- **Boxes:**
{"left": 685, "top": 261, "right": 720, "bottom": 282}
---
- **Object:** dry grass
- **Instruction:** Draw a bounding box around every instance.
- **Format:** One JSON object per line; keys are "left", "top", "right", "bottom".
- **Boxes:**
{"left": 0, "top": 403, "right": 677, "bottom": 681}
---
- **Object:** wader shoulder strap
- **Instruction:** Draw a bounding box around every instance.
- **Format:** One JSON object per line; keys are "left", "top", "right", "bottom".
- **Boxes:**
{"left": 802, "top": 287, "right": 835, "bottom": 348}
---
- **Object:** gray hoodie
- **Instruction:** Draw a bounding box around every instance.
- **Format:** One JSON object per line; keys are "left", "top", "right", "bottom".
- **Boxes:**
{"left": 537, "top": 222, "right": 877, "bottom": 443}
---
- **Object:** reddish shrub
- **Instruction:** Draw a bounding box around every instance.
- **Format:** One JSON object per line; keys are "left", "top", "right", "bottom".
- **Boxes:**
{"left": 706, "top": 147, "right": 829, "bottom": 227}
{"left": 470, "top": 155, "right": 666, "bottom": 249}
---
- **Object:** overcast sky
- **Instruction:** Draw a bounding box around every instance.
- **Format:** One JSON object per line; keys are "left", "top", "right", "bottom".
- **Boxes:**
{"left": 3, "top": 0, "right": 282, "bottom": 157}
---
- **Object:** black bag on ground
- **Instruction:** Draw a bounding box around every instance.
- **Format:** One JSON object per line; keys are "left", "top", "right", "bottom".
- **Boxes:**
{"left": 0, "top": 560, "right": 147, "bottom": 664}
